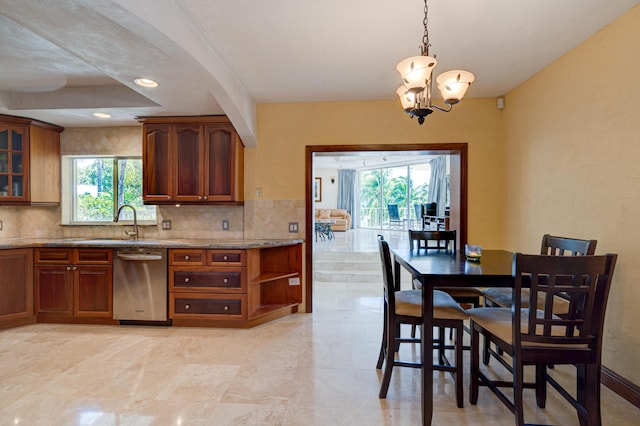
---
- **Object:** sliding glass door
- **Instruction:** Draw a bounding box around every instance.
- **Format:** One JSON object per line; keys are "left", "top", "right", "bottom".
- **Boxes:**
{"left": 358, "top": 161, "right": 438, "bottom": 229}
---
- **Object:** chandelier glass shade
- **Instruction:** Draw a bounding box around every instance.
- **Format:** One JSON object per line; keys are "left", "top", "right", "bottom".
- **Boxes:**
{"left": 396, "top": 0, "right": 474, "bottom": 124}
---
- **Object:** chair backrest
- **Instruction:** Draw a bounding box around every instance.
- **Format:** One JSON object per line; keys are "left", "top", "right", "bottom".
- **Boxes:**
{"left": 377, "top": 235, "right": 397, "bottom": 306}
{"left": 425, "top": 202, "right": 437, "bottom": 216}
{"left": 408, "top": 229, "right": 456, "bottom": 252}
{"left": 414, "top": 204, "right": 422, "bottom": 221}
{"left": 512, "top": 253, "right": 617, "bottom": 351}
{"left": 540, "top": 234, "right": 597, "bottom": 256}
{"left": 387, "top": 204, "right": 401, "bottom": 221}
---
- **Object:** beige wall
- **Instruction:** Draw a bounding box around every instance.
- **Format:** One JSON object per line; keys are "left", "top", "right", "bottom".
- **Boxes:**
{"left": 249, "top": 98, "right": 506, "bottom": 246}
{"left": 502, "top": 5, "right": 640, "bottom": 382}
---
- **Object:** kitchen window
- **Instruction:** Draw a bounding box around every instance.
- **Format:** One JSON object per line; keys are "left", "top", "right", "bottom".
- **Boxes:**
{"left": 61, "top": 156, "right": 156, "bottom": 224}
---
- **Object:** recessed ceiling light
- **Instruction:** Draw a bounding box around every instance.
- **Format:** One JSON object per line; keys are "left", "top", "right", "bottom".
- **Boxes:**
{"left": 92, "top": 112, "right": 111, "bottom": 119}
{"left": 134, "top": 77, "right": 158, "bottom": 88}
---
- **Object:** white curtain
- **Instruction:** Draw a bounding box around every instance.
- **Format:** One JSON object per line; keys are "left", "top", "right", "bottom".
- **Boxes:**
{"left": 337, "top": 169, "right": 356, "bottom": 228}
{"left": 427, "top": 156, "right": 446, "bottom": 216}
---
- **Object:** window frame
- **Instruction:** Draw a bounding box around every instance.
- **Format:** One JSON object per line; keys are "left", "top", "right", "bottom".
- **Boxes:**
{"left": 63, "top": 155, "right": 156, "bottom": 225}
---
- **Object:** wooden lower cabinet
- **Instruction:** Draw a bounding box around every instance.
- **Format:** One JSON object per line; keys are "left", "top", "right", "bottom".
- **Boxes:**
{"left": 34, "top": 248, "right": 114, "bottom": 323}
{"left": 0, "top": 248, "right": 35, "bottom": 329}
{"left": 169, "top": 243, "right": 302, "bottom": 327}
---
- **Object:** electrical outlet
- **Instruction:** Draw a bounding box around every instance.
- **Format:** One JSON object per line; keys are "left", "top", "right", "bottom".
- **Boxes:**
{"left": 161, "top": 220, "right": 171, "bottom": 230}
{"left": 222, "top": 219, "right": 229, "bottom": 230}
{"left": 288, "top": 222, "right": 298, "bottom": 233}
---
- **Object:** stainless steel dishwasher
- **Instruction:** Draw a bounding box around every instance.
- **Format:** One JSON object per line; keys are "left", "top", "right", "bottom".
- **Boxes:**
{"left": 113, "top": 248, "right": 167, "bottom": 322}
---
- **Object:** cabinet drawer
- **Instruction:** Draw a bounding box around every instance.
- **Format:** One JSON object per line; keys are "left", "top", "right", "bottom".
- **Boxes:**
{"left": 75, "top": 249, "right": 112, "bottom": 265}
{"left": 208, "top": 250, "right": 245, "bottom": 266}
{"left": 170, "top": 293, "right": 246, "bottom": 319}
{"left": 34, "top": 248, "right": 73, "bottom": 264}
{"left": 170, "top": 249, "right": 206, "bottom": 265}
{"left": 171, "top": 268, "right": 245, "bottom": 292}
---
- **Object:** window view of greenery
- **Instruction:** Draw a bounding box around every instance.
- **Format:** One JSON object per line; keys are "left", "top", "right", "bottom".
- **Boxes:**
{"left": 359, "top": 163, "right": 431, "bottom": 228}
{"left": 73, "top": 157, "right": 156, "bottom": 223}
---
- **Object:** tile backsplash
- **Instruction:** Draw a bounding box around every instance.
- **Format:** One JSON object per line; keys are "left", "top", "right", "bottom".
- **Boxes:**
{"left": 0, "top": 201, "right": 305, "bottom": 241}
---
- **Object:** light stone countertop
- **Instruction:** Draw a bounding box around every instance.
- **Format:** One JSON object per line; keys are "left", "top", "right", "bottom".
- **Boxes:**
{"left": 0, "top": 237, "right": 304, "bottom": 250}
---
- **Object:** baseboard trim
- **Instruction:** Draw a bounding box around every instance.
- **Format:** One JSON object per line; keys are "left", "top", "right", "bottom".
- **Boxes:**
{"left": 602, "top": 365, "right": 640, "bottom": 408}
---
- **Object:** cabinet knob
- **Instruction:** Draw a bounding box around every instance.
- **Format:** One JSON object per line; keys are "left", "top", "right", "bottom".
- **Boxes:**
{"left": 166, "top": 196, "right": 171, "bottom": 200}
{"left": 203, "top": 196, "right": 208, "bottom": 200}
{"left": 66, "top": 266, "right": 72, "bottom": 271}
{"left": 184, "top": 277, "right": 190, "bottom": 283}
{"left": 224, "top": 305, "right": 229, "bottom": 311}
{"left": 73, "top": 266, "right": 77, "bottom": 270}
{"left": 184, "top": 255, "right": 190, "bottom": 260}
{"left": 223, "top": 255, "right": 228, "bottom": 261}
{"left": 223, "top": 278, "right": 228, "bottom": 283}
{"left": 198, "top": 196, "right": 202, "bottom": 200}
{"left": 185, "top": 304, "right": 190, "bottom": 310}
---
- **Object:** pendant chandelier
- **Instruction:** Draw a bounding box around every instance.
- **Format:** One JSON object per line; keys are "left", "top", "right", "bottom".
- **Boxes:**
{"left": 396, "top": 0, "right": 474, "bottom": 124}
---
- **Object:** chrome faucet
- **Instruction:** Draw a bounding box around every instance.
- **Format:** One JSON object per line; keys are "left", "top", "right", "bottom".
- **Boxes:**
{"left": 114, "top": 204, "right": 138, "bottom": 240}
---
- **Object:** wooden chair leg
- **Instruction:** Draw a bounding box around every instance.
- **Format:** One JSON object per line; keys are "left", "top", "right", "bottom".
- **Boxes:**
{"left": 513, "top": 358, "right": 525, "bottom": 426}
{"left": 455, "top": 322, "right": 464, "bottom": 408}
{"left": 438, "top": 327, "right": 446, "bottom": 365}
{"left": 376, "top": 304, "right": 388, "bottom": 369}
{"left": 535, "top": 363, "right": 547, "bottom": 408}
{"left": 578, "top": 363, "right": 602, "bottom": 426}
{"left": 379, "top": 320, "right": 397, "bottom": 398}
{"left": 482, "top": 335, "right": 491, "bottom": 365}
{"left": 470, "top": 323, "right": 480, "bottom": 405}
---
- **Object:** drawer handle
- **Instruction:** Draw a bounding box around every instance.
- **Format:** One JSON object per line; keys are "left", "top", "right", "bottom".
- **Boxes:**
{"left": 223, "top": 278, "right": 228, "bottom": 283}
{"left": 184, "top": 277, "right": 190, "bottom": 283}
{"left": 184, "top": 255, "right": 190, "bottom": 260}
{"left": 224, "top": 305, "right": 229, "bottom": 311}
{"left": 185, "top": 304, "right": 190, "bottom": 310}
{"left": 223, "top": 255, "right": 228, "bottom": 261}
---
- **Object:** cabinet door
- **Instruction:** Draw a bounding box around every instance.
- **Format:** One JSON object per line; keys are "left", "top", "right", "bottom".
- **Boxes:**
{"left": 174, "top": 124, "right": 203, "bottom": 202}
{"left": 35, "top": 265, "right": 73, "bottom": 317}
{"left": 0, "top": 124, "right": 28, "bottom": 202}
{"left": 143, "top": 124, "right": 173, "bottom": 202}
{"left": 204, "top": 124, "right": 238, "bottom": 201}
{"left": 0, "top": 249, "right": 34, "bottom": 326}
{"left": 74, "top": 265, "right": 113, "bottom": 318}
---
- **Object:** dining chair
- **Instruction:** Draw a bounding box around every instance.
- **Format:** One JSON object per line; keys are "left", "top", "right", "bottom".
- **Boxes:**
{"left": 481, "top": 234, "right": 597, "bottom": 364}
{"left": 413, "top": 203, "right": 423, "bottom": 229}
{"left": 376, "top": 235, "right": 468, "bottom": 407}
{"left": 408, "top": 229, "right": 484, "bottom": 308}
{"left": 468, "top": 252, "right": 617, "bottom": 426}
{"left": 387, "top": 204, "right": 404, "bottom": 229}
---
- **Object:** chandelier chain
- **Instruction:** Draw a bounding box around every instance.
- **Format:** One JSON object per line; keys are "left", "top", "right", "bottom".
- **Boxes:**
{"left": 421, "top": 0, "right": 430, "bottom": 56}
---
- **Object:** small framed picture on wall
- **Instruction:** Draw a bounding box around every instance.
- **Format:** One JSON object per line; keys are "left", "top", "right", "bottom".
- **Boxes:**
{"left": 314, "top": 177, "right": 322, "bottom": 202}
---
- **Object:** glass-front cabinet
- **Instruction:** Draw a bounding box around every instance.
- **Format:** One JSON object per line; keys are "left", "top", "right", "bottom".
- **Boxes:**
{"left": 0, "top": 114, "right": 63, "bottom": 205}
{"left": 0, "top": 124, "right": 27, "bottom": 201}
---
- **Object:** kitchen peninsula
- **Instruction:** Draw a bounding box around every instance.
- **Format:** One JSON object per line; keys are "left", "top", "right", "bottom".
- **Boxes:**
{"left": 0, "top": 238, "right": 303, "bottom": 330}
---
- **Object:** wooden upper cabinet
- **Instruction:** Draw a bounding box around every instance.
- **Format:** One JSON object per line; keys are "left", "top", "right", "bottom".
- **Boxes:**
{"left": 204, "top": 123, "right": 243, "bottom": 202}
{"left": 0, "top": 114, "right": 63, "bottom": 205}
{"left": 174, "top": 124, "right": 203, "bottom": 202}
{"left": 142, "top": 124, "right": 172, "bottom": 202}
{"left": 139, "top": 116, "right": 244, "bottom": 205}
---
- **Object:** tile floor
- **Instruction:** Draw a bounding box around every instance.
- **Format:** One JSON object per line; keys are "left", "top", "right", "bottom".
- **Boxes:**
{"left": 0, "top": 229, "right": 638, "bottom": 425}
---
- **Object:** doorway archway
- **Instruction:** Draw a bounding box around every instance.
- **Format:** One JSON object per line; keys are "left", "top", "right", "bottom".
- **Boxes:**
{"left": 305, "top": 143, "right": 468, "bottom": 312}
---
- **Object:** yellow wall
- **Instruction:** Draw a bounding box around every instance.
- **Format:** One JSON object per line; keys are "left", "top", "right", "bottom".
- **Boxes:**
{"left": 502, "top": 6, "right": 640, "bottom": 382}
{"left": 248, "top": 98, "right": 506, "bottom": 246}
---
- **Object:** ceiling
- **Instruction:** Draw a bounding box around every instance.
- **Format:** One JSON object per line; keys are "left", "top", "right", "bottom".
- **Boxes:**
{"left": 1, "top": 0, "right": 639, "bottom": 148}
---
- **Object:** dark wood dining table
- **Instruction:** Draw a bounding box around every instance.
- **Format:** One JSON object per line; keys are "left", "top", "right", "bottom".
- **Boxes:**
{"left": 390, "top": 248, "right": 515, "bottom": 426}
